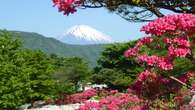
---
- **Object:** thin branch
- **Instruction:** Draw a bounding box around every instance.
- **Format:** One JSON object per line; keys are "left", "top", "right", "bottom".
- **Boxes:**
{"left": 169, "top": 76, "right": 191, "bottom": 89}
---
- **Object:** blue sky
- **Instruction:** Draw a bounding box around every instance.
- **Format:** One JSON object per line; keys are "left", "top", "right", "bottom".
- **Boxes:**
{"left": 0, "top": 0, "right": 146, "bottom": 42}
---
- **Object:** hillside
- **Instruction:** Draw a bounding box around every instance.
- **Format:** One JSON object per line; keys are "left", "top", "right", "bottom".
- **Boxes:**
{"left": 4, "top": 30, "right": 106, "bottom": 67}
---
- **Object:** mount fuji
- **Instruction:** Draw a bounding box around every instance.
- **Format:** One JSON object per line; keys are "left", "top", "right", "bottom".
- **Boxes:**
{"left": 58, "top": 25, "right": 113, "bottom": 45}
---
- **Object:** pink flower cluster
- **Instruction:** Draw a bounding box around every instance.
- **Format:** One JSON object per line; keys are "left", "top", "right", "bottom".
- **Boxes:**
{"left": 110, "top": 90, "right": 118, "bottom": 94}
{"left": 173, "top": 36, "right": 191, "bottom": 47}
{"left": 187, "top": 71, "right": 195, "bottom": 77}
{"left": 188, "top": 28, "right": 195, "bottom": 37}
{"left": 192, "top": 84, "right": 195, "bottom": 91}
{"left": 175, "top": 94, "right": 195, "bottom": 110}
{"left": 177, "top": 74, "right": 190, "bottom": 84}
{"left": 163, "top": 37, "right": 172, "bottom": 44}
{"left": 162, "top": 36, "right": 191, "bottom": 58}
{"left": 125, "top": 14, "right": 194, "bottom": 76}
{"left": 175, "top": 96, "right": 183, "bottom": 103}
{"left": 52, "top": 0, "right": 81, "bottom": 15}
{"left": 141, "top": 14, "right": 195, "bottom": 36}
{"left": 131, "top": 72, "right": 188, "bottom": 99}
{"left": 164, "top": 36, "right": 191, "bottom": 47}
{"left": 124, "top": 47, "right": 140, "bottom": 57}
{"left": 67, "top": 89, "right": 97, "bottom": 103}
{"left": 163, "top": 36, "right": 192, "bottom": 58}
{"left": 136, "top": 37, "right": 153, "bottom": 47}
{"left": 137, "top": 70, "right": 173, "bottom": 84}
{"left": 55, "top": 89, "right": 97, "bottom": 105}
{"left": 168, "top": 46, "right": 191, "bottom": 57}
{"left": 124, "top": 15, "right": 194, "bottom": 101}
{"left": 137, "top": 55, "right": 173, "bottom": 70}
{"left": 169, "top": 72, "right": 193, "bottom": 87}
{"left": 124, "top": 37, "right": 153, "bottom": 57}
{"left": 137, "top": 69, "right": 155, "bottom": 81}
{"left": 190, "top": 102, "right": 195, "bottom": 108}
{"left": 78, "top": 93, "right": 142, "bottom": 110}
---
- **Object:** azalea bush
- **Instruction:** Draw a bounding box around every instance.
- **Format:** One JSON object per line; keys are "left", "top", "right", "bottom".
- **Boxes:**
{"left": 125, "top": 14, "right": 195, "bottom": 96}
{"left": 55, "top": 89, "right": 97, "bottom": 105}
{"left": 125, "top": 14, "right": 195, "bottom": 109}
{"left": 79, "top": 92, "right": 143, "bottom": 110}
{"left": 76, "top": 14, "right": 195, "bottom": 110}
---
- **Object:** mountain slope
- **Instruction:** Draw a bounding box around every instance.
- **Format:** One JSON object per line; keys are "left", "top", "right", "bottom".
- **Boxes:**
{"left": 5, "top": 31, "right": 106, "bottom": 67}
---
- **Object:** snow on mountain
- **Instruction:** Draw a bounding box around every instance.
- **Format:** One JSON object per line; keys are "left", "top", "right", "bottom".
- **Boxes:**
{"left": 59, "top": 25, "right": 113, "bottom": 45}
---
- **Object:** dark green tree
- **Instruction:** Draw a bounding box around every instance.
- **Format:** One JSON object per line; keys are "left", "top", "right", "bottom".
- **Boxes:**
{"left": 0, "top": 31, "right": 56, "bottom": 110}
{"left": 91, "top": 41, "right": 144, "bottom": 90}
{"left": 92, "top": 68, "right": 132, "bottom": 91}
{"left": 0, "top": 32, "right": 27, "bottom": 110}
{"left": 20, "top": 50, "right": 56, "bottom": 103}
{"left": 52, "top": 57, "right": 91, "bottom": 92}
{"left": 97, "top": 41, "right": 143, "bottom": 75}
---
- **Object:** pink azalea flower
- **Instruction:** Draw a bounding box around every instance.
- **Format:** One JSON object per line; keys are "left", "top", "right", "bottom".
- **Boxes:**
{"left": 192, "top": 84, "right": 195, "bottom": 91}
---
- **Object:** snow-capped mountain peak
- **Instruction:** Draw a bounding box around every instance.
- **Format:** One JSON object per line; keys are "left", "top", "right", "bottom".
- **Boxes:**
{"left": 59, "top": 25, "right": 113, "bottom": 45}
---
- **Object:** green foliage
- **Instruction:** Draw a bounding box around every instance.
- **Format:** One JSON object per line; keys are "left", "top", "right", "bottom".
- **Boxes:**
{"left": 0, "top": 31, "right": 56, "bottom": 110}
{"left": 20, "top": 50, "right": 56, "bottom": 102}
{"left": 92, "top": 41, "right": 144, "bottom": 90}
{"left": 0, "top": 31, "right": 94, "bottom": 110}
{"left": 92, "top": 68, "right": 132, "bottom": 91}
{"left": 191, "top": 34, "right": 195, "bottom": 56}
{"left": 98, "top": 41, "right": 143, "bottom": 75}
{"left": 52, "top": 56, "right": 91, "bottom": 92}
{"left": 55, "top": 81, "right": 76, "bottom": 95}
{"left": 0, "top": 32, "right": 26, "bottom": 110}
{"left": 90, "top": 96, "right": 100, "bottom": 101}
{"left": 171, "top": 58, "right": 195, "bottom": 76}
{"left": 132, "top": 0, "right": 140, "bottom": 4}
{"left": 148, "top": 94, "right": 177, "bottom": 110}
